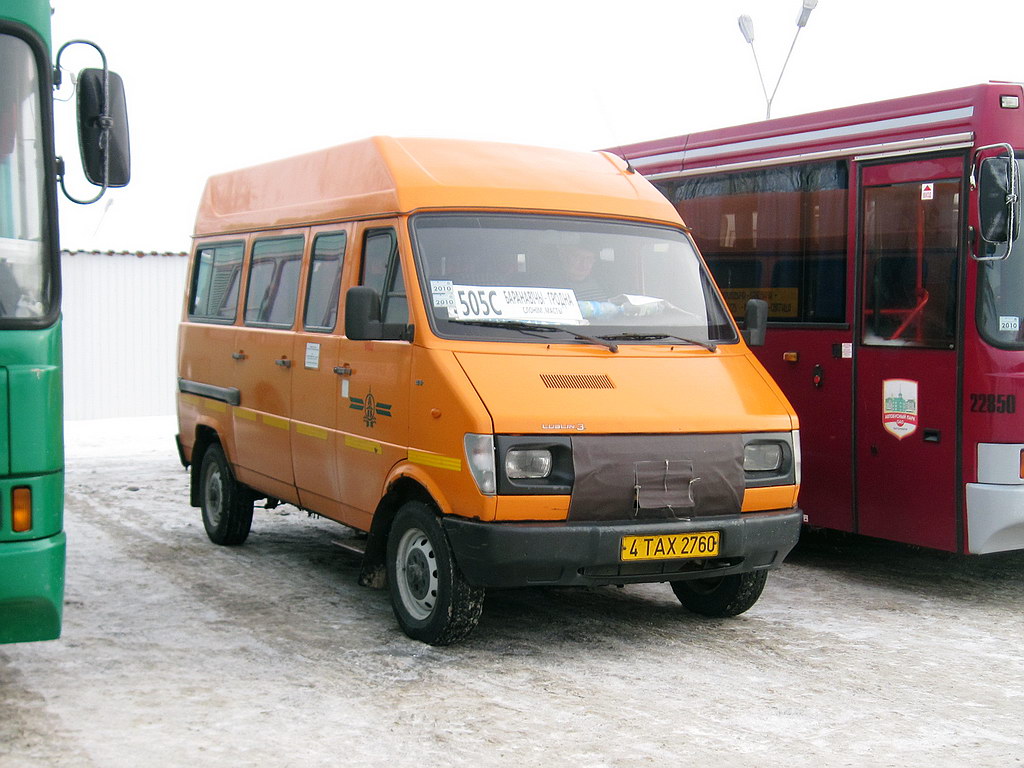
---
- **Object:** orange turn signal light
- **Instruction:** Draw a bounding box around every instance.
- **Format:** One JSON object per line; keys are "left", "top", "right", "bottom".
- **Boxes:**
{"left": 12, "top": 487, "right": 32, "bottom": 532}
{"left": 1019, "top": 449, "right": 1024, "bottom": 480}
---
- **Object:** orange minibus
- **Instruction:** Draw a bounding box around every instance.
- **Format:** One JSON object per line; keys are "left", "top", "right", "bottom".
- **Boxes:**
{"left": 176, "top": 137, "right": 802, "bottom": 644}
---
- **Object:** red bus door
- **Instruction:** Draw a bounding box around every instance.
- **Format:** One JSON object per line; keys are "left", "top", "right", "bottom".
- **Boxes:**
{"left": 855, "top": 156, "right": 963, "bottom": 550}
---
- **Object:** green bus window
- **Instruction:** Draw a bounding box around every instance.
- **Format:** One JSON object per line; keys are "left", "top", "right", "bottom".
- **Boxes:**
{"left": 0, "top": 35, "right": 49, "bottom": 321}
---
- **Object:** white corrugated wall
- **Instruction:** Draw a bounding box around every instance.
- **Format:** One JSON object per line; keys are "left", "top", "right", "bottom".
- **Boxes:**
{"left": 61, "top": 251, "right": 188, "bottom": 420}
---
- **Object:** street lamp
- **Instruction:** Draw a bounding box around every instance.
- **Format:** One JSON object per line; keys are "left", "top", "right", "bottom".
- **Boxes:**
{"left": 738, "top": 0, "right": 818, "bottom": 119}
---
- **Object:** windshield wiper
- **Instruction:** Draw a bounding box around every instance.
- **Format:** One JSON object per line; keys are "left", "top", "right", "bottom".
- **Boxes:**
{"left": 449, "top": 319, "right": 619, "bottom": 352}
{"left": 599, "top": 332, "right": 717, "bottom": 352}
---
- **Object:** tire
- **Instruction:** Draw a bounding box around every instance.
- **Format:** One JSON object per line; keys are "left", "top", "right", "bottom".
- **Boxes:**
{"left": 671, "top": 570, "right": 768, "bottom": 617}
{"left": 386, "top": 501, "right": 484, "bottom": 645}
{"left": 198, "top": 443, "right": 254, "bottom": 546}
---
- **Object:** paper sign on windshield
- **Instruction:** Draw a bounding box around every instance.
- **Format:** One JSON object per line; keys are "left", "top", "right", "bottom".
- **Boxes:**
{"left": 432, "top": 283, "right": 584, "bottom": 324}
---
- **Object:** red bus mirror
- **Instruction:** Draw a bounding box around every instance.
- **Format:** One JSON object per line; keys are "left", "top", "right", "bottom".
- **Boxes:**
{"left": 977, "top": 155, "right": 1019, "bottom": 259}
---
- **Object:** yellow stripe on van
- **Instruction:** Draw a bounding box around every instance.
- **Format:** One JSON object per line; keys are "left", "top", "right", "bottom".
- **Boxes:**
{"left": 262, "top": 414, "right": 289, "bottom": 430}
{"left": 345, "top": 435, "right": 384, "bottom": 455}
{"left": 296, "top": 423, "right": 329, "bottom": 440}
{"left": 408, "top": 449, "right": 462, "bottom": 472}
{"left": 234, "top": 408, "right": 257, "bottom": 421}
{"left": 204, "top": 400, "right": 227, "bottom": 413}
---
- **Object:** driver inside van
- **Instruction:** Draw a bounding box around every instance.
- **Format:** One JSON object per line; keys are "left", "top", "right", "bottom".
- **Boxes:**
{"left": 558, "top": 244, "right": 620, "bottom": 319}
{"left": 558, "top": 244, "right": 676, "bottom": 321}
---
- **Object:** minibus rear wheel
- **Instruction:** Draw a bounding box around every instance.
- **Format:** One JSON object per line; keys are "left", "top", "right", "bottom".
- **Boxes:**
{"left": 386, "top": 501, "right": 484, "bottom": 645}
{"left": 671, "top": 570, "right": 768, "bottom": 617}
{"left": 199, "top": 444, "right": 254, "bottom": 546}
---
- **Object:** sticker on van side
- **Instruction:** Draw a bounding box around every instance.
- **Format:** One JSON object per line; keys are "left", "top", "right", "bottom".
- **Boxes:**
{"left": 349, "top": 390, "right": 392, "bottom": 428}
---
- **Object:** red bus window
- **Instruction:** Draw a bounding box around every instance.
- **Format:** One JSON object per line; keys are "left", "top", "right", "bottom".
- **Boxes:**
{"left": 861, "top": 179, "right": 960, "bottom": 348}
{"left": 661, "top": 161, "right": 848, "bottom": 324}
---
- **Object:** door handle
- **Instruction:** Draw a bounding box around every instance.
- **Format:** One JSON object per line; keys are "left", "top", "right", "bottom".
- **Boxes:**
{"left": 333, "top": 366, "right": 353, "bottom": 376}
{"left": 232, "top": 352, "right": 247, "bottom": 360}
{"left": 275, "top": 358, "right": 292, "bottom": 368}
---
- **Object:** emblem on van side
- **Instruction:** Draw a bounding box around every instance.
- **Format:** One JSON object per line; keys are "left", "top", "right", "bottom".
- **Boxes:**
{"left": 882, "top": 379, "right": 918, "bottom": 440}
{"left": 350, "top": 389, "right": 393, "bottom": 428}
{"left": 541, "top": 423, "right": 586, "bottom": 431}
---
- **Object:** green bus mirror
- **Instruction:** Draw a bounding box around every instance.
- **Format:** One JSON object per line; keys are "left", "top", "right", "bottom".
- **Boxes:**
{"left": 76, "top": 68, "right": 130, "bottom": 188}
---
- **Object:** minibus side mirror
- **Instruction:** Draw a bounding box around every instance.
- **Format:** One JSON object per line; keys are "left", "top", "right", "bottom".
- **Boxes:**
{"left": 345, "top": 286, "right": 413, "bottom": 341}
{"left": 346, "top": 286, "right": 384, "bottom": 340}
{"left": 77, "top": 68, "right": 131, "bottom": 188}
{"left": 742, "top": 298, "right": 768, "bottom": 347}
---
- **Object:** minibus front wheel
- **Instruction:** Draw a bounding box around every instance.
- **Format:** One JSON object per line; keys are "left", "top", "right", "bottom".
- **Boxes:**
{"left": 386, "top": 501, "right": 484, "bottom": 645}
{"left": 670, "top": 570, "right": 768, "bottom": 617}
{"left": 198, "top": 444, "right": 254, "bottom": 546}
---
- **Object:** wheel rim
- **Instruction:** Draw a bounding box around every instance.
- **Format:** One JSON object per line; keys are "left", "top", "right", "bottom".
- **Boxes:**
{"left": 395, "top": 526, "right": 439, "bottom": 621}
{"left": 204, "top": 464, "right": 224, "bottom": 528}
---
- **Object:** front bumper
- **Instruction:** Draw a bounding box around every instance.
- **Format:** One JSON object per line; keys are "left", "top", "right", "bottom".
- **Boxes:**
{"left": 442, "top": 508, "right": 801, "bottom": 588}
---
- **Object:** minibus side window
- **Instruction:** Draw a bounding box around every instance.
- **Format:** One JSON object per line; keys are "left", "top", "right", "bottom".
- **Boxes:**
{"left": 189, "top": 242, "right": 243, "bottom": 322}
{"left": 360, "top": 228, "right": 407, "bottom": 326}
{"left": 304, "top": 232, "right": 346, "bottom": 332}
{"left": 245, "top": 236, "right": 304, "bottom": 327}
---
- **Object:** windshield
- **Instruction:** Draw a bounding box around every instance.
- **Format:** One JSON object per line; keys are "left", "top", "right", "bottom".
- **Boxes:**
{"left": 411, "top": 214, "right": 737, "bottom": 347}
{"left": 0, "top": 33, "right": 50, "bottom": 321}
{"left": 977, "top": 157, "right": 1024, "bottom": 349}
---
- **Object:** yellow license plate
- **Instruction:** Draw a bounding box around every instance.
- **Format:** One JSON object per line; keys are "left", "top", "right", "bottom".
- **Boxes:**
{"left": 620, "top": 531, "right": 720, "bottom": 561}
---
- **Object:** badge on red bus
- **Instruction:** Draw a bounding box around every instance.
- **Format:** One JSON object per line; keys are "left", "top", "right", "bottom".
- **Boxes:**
{"left": 883, "top": 379, "right": 919, "bottom": 440}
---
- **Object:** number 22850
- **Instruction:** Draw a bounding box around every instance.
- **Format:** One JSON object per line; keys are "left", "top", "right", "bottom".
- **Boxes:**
{"left": 969, "top": 393, "right": 1017, "bottom": 414}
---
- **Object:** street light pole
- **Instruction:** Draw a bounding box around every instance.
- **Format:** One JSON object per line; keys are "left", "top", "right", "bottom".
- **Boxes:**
{"left": 738, "top": 0, "right": 818, "bottom": 120}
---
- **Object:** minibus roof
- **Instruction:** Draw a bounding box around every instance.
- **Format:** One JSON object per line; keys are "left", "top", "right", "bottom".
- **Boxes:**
{"left": 193, "top": 136, "right": 680, "bottom": 236}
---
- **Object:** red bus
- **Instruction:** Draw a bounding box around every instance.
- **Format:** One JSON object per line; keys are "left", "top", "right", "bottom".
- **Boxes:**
{"left": 615, "top": 82, "right": 1024, "bottom": 554}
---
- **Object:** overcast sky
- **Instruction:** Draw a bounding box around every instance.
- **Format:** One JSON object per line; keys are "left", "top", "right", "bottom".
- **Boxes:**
{"left": 48, "top": 0, "right": 1024, "bottom": 253}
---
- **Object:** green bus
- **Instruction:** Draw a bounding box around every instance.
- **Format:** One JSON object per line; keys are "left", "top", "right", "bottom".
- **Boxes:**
{"left": 0, "top": 0, "right": 129, "bottom": 643}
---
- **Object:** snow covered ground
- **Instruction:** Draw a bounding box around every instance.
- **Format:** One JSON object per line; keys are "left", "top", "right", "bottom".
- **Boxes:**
{"left": 2, "top": 417, "right": 1023, "bottom": 767}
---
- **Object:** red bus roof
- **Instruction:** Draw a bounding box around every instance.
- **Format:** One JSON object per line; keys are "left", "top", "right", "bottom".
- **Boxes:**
{"left": 614, "top": 82, "right": 1024, "bottom": 177}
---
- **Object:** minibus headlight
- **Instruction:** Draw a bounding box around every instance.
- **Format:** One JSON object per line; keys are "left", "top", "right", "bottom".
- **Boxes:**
{"left": 741, "top": 432, "right": 797, "bottom": 488}
{"left": 744, "top": 442, "right": 783, "bottom": 472}
{"left": 464, "top": 434, "right": 496, "bottom": 495}
{"left": 494, "top": 436, "right": 573, "bottom": 495}
{"left": 506, "top": 449, "right": 553, "bottom": 479}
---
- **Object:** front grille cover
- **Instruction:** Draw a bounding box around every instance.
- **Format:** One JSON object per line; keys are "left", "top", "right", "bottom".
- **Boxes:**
{"left": 568, "top": 434, "right": 744, "bottom": 521}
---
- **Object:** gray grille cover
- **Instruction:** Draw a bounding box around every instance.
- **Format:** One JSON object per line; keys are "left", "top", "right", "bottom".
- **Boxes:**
{"left": 568, "top": 434, "right": 744, "bottom": 521}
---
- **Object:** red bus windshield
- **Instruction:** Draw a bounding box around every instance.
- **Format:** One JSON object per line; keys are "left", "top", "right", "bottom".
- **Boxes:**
{"left": 977, "top": 158, "right": 1024, "bottom": 350}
